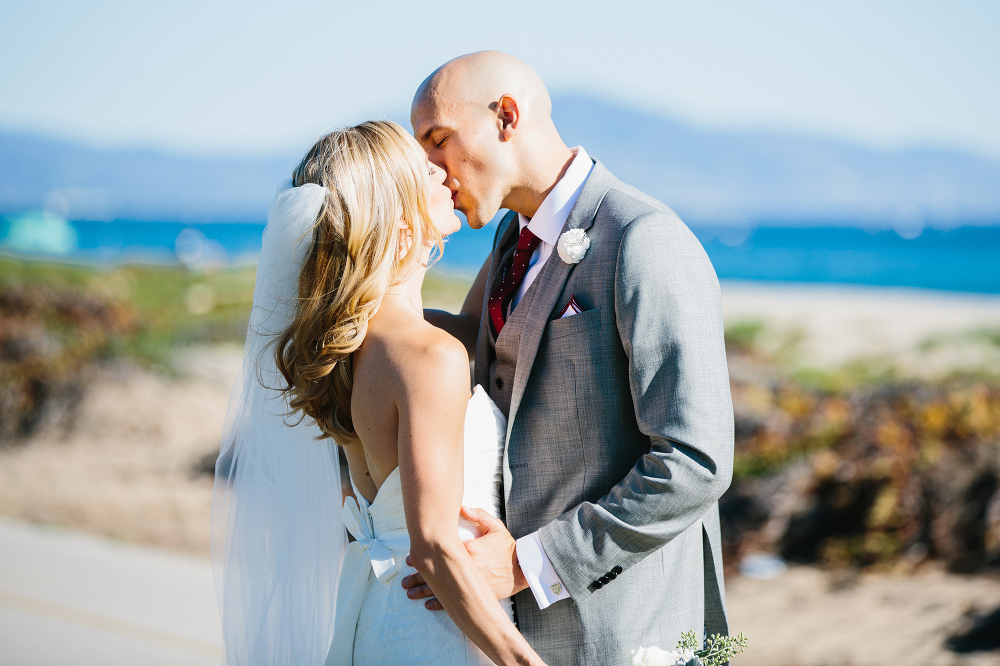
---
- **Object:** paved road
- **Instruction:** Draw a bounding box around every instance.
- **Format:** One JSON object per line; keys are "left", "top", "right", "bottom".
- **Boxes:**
{"left": 0, "top": 517, "right": 221, "bottom": 665}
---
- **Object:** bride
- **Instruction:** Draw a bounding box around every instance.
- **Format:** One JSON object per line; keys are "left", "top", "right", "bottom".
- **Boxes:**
{"left": 211, "top": 121, "right": 544, "bottom": 666}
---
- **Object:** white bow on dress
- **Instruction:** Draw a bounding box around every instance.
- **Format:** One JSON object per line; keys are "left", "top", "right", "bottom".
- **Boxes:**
{"left": 325, "top": 495, "right": 411, "bottom": 666}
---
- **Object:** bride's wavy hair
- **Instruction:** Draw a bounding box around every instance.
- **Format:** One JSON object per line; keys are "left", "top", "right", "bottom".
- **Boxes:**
{"left": 275, "top": 121, "right": 442, "bottom": 443}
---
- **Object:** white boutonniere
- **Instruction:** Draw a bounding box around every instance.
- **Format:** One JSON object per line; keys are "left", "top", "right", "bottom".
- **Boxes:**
{"left": 631, "top": 631, "right": 748, "bottom": 666}
{"left": 557, "top": 228, "right": 590, "bottom": 264}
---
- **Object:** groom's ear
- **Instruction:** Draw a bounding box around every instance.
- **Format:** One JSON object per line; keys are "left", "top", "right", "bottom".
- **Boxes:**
{"left": 496, "top": 94, "right": 519, "bottom": 142}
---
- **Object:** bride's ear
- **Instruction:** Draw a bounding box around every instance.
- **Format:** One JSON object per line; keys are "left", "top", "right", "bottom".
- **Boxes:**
{"left": 396, "top": 216, "right": 414, "bottom": 261}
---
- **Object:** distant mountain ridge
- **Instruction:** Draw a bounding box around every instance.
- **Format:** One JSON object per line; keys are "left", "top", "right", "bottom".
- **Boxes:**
{"left": 0, "top": 132, "right": 296, "bottom": 223}
{"left": 2, "top": 94, "right": 999, "bottom": 227}
{"left": 552, "top": 94, "right": 1000, "bottom": 228}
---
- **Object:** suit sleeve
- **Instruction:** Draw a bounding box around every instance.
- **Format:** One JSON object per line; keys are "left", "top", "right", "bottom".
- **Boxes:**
{"left": 536, "top": 210, "right": 734, "bottom": 600}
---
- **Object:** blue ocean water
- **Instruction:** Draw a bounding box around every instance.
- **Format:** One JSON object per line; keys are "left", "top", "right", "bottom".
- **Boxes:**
{"left": 699, "top": 225, "right": 1000, "bottom": 294}
{"left": 2, "top": 217, "right": 998, "bottom": 294}
{"left": 438, "top": 223, "right": 1000, "bottom": 294}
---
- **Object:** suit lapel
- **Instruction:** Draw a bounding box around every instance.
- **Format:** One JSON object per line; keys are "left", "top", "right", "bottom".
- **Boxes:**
{"left": 506, "top": 161, "right": 617, "bottom": 438}
{"left": 475, "top": 210, "right": 519, "bottom": 388}
{"left": 487, "top": 210, "right": 520, "bottom": 294}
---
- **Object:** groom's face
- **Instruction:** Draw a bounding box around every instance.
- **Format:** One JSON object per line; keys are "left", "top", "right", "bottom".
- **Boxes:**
{"left": 411, "top": 99, "right": 508, "bottom": 230}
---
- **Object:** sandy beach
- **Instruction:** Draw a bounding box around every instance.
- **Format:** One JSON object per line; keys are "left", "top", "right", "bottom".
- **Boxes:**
{"left": 721, "top": 281, "right": 1000, "bottom": 374}
{"left": 2, "top": 280, "right": 1000, "bottom": 665}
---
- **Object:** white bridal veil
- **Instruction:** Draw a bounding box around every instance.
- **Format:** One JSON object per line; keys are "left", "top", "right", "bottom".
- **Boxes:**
{"left": 211, "top": 179, "right": 346, "bottom": 665}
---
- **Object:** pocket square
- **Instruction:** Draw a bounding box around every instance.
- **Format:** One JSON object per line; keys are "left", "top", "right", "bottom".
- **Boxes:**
{"left": 557, "top": 294, "right": 584, "bottom": 319}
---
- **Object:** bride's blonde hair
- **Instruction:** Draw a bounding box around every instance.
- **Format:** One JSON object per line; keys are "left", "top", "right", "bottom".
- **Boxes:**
{"left": 275, "top": 121, "right": 442, "bottom": 443}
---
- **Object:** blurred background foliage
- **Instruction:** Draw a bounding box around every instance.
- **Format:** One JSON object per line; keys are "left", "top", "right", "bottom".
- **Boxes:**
{"left": 0, "top": 256, "right": 466, "bottom": 443}
{"left": 5, "top": 253, "right": 1000, "bottom": 579}
{"left": 723, "top": 325, "right": 1000, "bottom": 575}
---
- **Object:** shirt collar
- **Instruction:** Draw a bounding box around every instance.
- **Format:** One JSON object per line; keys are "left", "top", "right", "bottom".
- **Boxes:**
{"left": 518, "top": 146, "right": 595, "bottom": 245}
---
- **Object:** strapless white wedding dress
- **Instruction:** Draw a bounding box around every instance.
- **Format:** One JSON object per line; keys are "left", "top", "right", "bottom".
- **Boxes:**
{"left": 325, "top": 385, "right": 514, "bottom": 666}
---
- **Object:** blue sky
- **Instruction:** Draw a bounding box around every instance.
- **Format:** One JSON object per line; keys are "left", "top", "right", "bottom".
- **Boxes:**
{"left": 1, "top": 0, "right": 998, "bottom": 158}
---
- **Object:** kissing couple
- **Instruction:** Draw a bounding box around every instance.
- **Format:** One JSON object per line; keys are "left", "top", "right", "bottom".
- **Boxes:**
{"left": 212, "top": 51, "right": 734, "bottom": 666}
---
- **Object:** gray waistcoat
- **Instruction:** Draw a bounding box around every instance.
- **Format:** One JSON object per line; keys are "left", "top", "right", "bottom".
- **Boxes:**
{"left": 487, "top": 258, "right": 540, "bottom": 419}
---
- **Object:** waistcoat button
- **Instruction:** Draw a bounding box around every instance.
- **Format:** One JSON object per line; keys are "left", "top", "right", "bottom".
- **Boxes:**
{"left": 495, "top": 377, "right": 504, "bottom": 389}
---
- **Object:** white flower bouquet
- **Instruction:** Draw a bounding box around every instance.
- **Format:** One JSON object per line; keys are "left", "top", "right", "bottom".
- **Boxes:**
{"left": 631, "top": 631, "right": 748, "bottom": 666}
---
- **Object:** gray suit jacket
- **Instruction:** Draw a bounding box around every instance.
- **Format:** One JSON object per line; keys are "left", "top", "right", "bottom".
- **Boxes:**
{"left": 474, "top": 161, "right": 734, "bottom": 666}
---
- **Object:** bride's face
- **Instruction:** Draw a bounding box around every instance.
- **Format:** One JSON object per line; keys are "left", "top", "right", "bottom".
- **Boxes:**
{"left": 425, "top": 161, "right": 462, "bottom": 238}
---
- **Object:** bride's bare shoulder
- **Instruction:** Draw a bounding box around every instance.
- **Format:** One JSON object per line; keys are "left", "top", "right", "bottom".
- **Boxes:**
{"left": 397, "top": 321, "right": 470, "bottom": 394}
{"left": 361, "top": 315, "right": 469, "bottom": 396}
{"left": 385, "top": 323, "right": 470, "bottom": 432}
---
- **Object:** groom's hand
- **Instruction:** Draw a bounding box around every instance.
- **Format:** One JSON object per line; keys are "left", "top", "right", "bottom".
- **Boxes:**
{"left": 402, "top": 506, "right": 529, "bottom": 611}
{"left": 459, "top": 507, "right": 530, "bottom": 599}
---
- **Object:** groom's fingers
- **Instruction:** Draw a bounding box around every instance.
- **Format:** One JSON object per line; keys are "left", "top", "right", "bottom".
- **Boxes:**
{"left": 459, "top": 505, "right": 482, "bottom": 522}
{"left": 405, "top": 581, "right": 434, "bottom": 599}
{"left": 400, "top": 572, "right": 445, "bottom": 611}
{"left": 401, "top": 508, "right": 513, "bottom": 611}
{"left": 400, "top": 568, "right": 426, "bottom": 590}
{"left": 460, "top": 505, "right": 506, "bottom": 534}
{"left": 401, "top": 571, "right": 426, "bottom": 590}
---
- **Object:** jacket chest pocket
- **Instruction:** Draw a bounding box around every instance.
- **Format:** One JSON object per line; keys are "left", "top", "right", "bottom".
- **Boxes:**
{"left": 545, "top": 306, "right": 603, "bottom": 342}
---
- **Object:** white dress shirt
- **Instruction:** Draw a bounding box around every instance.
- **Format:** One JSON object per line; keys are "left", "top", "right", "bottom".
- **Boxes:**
{"left": 509, "top": 146, "right": 594, "bottom": 312}
{"left": 509, "top": 146, "right": 593, "bottom": 610}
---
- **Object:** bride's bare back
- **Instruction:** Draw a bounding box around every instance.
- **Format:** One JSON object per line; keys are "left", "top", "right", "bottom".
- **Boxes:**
{"left": 346, "top": 298, "right": 470, "bottom": 504}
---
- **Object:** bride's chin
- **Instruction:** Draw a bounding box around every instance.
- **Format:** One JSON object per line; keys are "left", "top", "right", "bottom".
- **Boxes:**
{"left": 443, "top": 213, "right": 463, "bottom": 237}
{"left": 433, "top": 224, "right": 461, "bottom": 240}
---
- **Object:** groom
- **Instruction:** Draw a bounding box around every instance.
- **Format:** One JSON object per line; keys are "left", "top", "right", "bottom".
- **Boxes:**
{"left": 407, "top": 51, "right": 734, "bottom": 665}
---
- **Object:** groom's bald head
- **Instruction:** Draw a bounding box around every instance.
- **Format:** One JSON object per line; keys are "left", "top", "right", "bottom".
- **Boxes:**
{"left": 413, "top": 51, "right": 552, "bottom": 130}
{"left": 411, "top": 51, "right": 568, "bottom": 228}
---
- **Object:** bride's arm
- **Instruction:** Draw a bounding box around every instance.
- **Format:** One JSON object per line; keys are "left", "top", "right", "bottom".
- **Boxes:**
{"left": 396, "top": 332, "right": 544, "bottom": 666}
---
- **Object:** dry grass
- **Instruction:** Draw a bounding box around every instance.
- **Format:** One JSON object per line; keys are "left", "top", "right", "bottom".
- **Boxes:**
{"left": 0, "top": 363, "right": 224, "bottom": 554}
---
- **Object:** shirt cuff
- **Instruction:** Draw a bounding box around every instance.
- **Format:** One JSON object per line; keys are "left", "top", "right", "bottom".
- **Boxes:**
{"left": 514, "top": 531, "right": 571, "bottom": 610}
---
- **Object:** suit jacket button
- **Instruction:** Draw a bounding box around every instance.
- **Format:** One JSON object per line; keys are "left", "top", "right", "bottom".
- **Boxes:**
{"left": 598, "top": 575, "right": 610, "bottom": 585}
{"left": 606, "top": 572, "right": 617, "bottom": 580}
{"left": 611, "top": 566, "right": 623, "bottom": 575}
{"left": 592, "top": 580, "right": 603, "bottom": 589}
{"left": 495, "top": 377, "right": 503, "bottom": 389}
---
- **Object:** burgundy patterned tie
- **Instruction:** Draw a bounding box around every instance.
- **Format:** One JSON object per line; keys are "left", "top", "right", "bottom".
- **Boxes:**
{"left": 488, "top": 227, "right": 541, "bottom": 335}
